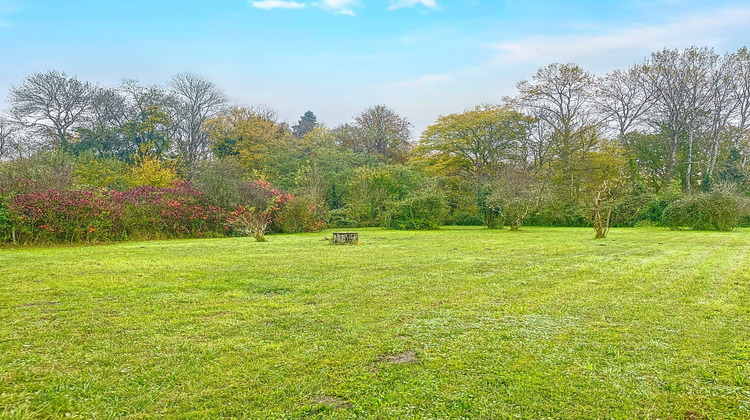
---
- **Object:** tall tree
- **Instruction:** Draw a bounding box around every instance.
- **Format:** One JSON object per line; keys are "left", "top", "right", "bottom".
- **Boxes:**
{"left": 643, "top": 47, "right": 715, "bottom": 189}
{"left": 703, "top": 52, "right": 738, "bottom": 179}
{"left": 336, "top": 105, "right": 412, "bottom": 163}
{"left": 594, "top": 65, "right": 654, "bottom": 148}
{"left": 87, "top": 87, "right": 130, "bottom": 131}
{"left": 292, "top": 111, "right": 319, "bottom": 139}
{"left": 73, "top": 106, "right": 172, "bottom": 161}
{"left": 169, "top": 74, "right": 227, "bottom": 163}
{"left": 205, "top": 106, "right": 291, "bottom": 172}
{"left": 415, "top": 105, "right": 530, "bottom": 179}
{"left": 513, "top": 63, "right": 601, "bottom": 175}
{"left": 0, "top": 117, "right": 19, "bottom": 160}
{"left": 9, "top": 70, "right": 95, "bottom": 148}
{"left": 729, "top": 48, "right": 750, "bottom": 164}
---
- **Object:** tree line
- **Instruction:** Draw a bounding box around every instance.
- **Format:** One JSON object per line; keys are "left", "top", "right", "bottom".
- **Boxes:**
{"left": 1, "top": 46, "right": 749, "bottom": 243}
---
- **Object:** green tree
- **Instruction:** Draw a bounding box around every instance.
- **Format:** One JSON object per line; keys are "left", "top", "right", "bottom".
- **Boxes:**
{"left": 414, "top": 105, "right": 530, "bottom": 179}
{"left": 72, "top": 106, "right": 171, "bottom": 162}
{"left": 292, "top": 111, "right": 318, "bottom": 139}
{"left": 205, "top": 107, "right": 291, "bottom": 173}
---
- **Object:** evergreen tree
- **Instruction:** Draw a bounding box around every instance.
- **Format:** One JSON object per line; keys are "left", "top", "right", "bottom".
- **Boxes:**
{"left": 292, "top": 111, "right": 318, "bottom": 139}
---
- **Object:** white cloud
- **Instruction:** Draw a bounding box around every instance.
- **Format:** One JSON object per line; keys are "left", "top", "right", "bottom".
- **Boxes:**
{"left": 251, "top": 0, "right": 306, "bottom": 10}
{"left": 388, "top": 0, "right": 440, "bottom": 11}
{"left": 489, "top": 6, "right": 750, "bottom": 66}
{"left": 315, "top": 0, "right": 358, "bottom": 16}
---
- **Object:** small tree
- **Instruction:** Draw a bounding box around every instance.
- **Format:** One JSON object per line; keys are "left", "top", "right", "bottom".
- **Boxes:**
{"left": 593, "top": 180, "right": 615, "bottom": 239}
{"left": 227, "top": 205, "right": 270, "bottom": 242}
{"left": 486, "top": 170, "right": 546, "bottom": 230}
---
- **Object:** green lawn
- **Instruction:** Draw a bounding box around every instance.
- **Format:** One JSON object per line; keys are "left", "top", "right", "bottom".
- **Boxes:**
{"left": 1, "top": 227, "right": 749, "bottom": 419}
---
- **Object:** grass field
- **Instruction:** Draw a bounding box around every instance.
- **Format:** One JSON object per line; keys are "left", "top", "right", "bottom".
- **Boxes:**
{"left": 1, "top": 227, "right": 749, "bottom": 419}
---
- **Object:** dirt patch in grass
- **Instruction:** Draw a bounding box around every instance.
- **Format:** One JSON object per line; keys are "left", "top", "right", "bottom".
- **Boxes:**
{"left": 313, "top": 395, "right": 350, "bottom": 408}
{"left": 381, "top": 350, "right": 419, "bottom": 364}
{"left": 683, "top": 410, "right": 705, "bottom": 420}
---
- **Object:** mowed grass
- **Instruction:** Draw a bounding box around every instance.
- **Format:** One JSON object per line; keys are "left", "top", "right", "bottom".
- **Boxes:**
{"left": 1, "top": 227, "right": 750, "bottom": 419}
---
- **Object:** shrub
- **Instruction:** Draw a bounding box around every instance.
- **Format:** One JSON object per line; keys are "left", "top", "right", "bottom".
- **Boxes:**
{"left": 345, "top": 165, "right": 427, "bottom": 227}
{"left": 485, "top": 173, "right": 547, "bottom": 231}
{"left": 73, "top": 157, "right": 131, "bottom": 190}
{"left": 328, "top": 207, "right": 357, "bottom": 229}
{"left": 450, "top": 212, "right": 484, "bottom": 226}
{"left": 128, "top": 155, "right": 179, "bottom": 188}
{"left": 9, "top": 189, "right": 120, "bottom": 243}
{"left": 740, "top": 196, "right": 750, "bottom": 227}
{"left": 610, "top": 192, "right": 656, "bottom": 227}
{"left": 662, "top": 188, "right": 741, "bottom": 231}
{"left": 6, "top": 182, "right": 226, "bottom": 244}
{"left": 235, "top": 180, "right": 293, "bottom": 232}
{"left": 528, "top": 198, "right": 590, "bottom": 227}
{"left": 633, "top": 220, "right": 660, "bottom": 228}
{"left": 277, "top": 196, "right": 327, "bottom": 233}
{"left": 385, "top": 192, "right": 447, "bottom": 230}
{"left": 225, "top": 205, "right": 271, "bottom": 242}
{"left": 116, "top": 183, "right": 225, "bottom": 239}
{"left": 0, "top": 150, "right": 76, "bottom": 195}
{"left": 0, "top": 192, "right": 12, "bottom": 242}
{"left": 193, "top": 158, "right": 246, "bottom": 209}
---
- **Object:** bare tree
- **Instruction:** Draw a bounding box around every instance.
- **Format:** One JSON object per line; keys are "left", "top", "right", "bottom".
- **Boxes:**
{"left": 593, "top": 180, "right": 614, "bottom": 239}
{"left": 121, "top": 79, "right": 174, "bottom": 114}
{"left": 86, "top": 87, "right": 130, "bottom": 130}
{"left": 682, "top": 48, "right": 716, "bottom": 192}
{"left": 594, "top": 65, "right": 655, "bottom": 148}
{"left": 643, "top": 48, "right": 717, "bottom": 190}
{"left": 512, "top": 105, "right": 554, "bottom": 173}
{"left": 703, "top": 53, "right": 739, "bottom": 179}
{"left": 0, "top": 117, "right": 19, "bottom": 160}
{"left": 9, "top": 70, "right": 95, "bottom": 148}
{"left": 513, "top": 63, "right": 602, "bottom": 172}
{"left": 169, "top": 74, "right": 228, "bottom": 163}
{"left": 730, "top": 48, "right": 750, "bottom": 168}
{"left": 337, "top": 105, "right": 412, "bottom": 163}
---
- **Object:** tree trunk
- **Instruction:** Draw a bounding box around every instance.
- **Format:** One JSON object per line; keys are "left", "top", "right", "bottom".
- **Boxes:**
{"left": 593, "top": 181, "right": 611, "bottom": 239}
{"left": 667, "top": 131, "right": 679, "bottom": 178}
{"left": 686, "top": 130, "right": 694, "bottom": 193}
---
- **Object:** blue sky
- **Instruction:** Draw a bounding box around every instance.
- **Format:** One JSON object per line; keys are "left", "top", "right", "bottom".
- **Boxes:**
{"left": 1, "top": 0, "right": 749, "bottom": 134}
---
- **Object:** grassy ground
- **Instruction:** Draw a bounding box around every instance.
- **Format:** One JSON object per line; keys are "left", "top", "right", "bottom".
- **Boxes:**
{"left": 1, "top": 227, "right": 749, "bottom": 419}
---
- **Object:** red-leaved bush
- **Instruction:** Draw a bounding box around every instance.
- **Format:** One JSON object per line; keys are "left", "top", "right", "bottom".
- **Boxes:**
{"left": 1, "top": 179, "right": 325, "bottom": 245}
{"left": 7, "top": 182, "right": 225, "bottom": 244}
{"left": 240, "top": 180, "right": 293, "bottom": 232}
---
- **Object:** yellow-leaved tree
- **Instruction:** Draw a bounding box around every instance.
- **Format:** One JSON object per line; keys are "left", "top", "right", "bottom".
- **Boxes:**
{"left": 205, "top": 106, "right": 291, "bottom": 174}
{"left": 128, "top": 155, "right": 179, "bottom": 188}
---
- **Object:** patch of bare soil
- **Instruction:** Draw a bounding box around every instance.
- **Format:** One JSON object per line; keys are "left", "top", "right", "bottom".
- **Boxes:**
{"left": 381, "top": 350, "right": 419, "bottom": 364}
{"left": 313, "top": 396, "right": 350, "bottom": 408}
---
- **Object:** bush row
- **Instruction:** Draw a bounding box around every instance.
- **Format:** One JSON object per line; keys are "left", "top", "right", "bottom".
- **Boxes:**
{"left": 2, "top": 178, "right": 747, "bottom": 245}
{"left": 0, "top": 181, "right": 327, "bottom": 244}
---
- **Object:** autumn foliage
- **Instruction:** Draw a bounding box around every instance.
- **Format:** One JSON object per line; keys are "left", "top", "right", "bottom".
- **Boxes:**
{"left": 1, "top": 180, "right": 299, "bottom": 244}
